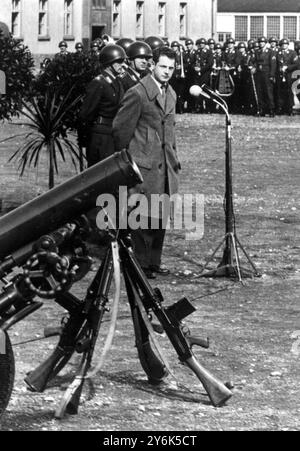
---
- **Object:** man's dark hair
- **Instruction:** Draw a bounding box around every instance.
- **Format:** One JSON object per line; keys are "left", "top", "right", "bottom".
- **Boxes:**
{"left": 153, "top": 46, "right": 176, "bottom": 64}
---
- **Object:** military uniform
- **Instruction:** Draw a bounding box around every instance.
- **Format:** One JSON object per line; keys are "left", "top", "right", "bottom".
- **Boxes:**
{"left": 253, "top": 43, "right": 276, "bottom": 116}
{"left": 121, "top": 66, "right": 141, "bottom": 92}
{"left": 276, "top": 46, "right": 298, "bottom": 114}
{"left": 170, "top": 43, "right": 186, "bottom": 114}
{"left": 234, "top": 46, "right": 250, "bottom": 113}
{"left": 79, "top": 69, "right": 124, "bottom": 166}
{"left": 183, "top": 46, "right": 196, "bottom": 112}
{"left": 193, "top": 46, "right": 213, "bottom": 112}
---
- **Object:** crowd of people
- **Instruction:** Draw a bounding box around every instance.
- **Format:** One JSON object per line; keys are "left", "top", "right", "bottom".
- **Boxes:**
{"left": 48, "top": 34, "right": 300, "bottom": 117}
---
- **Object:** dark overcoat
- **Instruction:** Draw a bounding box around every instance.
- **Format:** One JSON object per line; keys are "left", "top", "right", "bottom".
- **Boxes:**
{"left": 112, "top": 74, "right": 180, "bottom": 198}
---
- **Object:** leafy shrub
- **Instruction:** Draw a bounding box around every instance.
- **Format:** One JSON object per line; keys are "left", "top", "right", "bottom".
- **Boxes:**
{"left": 0, "top": 31, "right": 35, "bottom": 121}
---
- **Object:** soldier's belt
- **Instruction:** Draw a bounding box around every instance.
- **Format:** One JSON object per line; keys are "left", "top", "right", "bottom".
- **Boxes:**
{"left": 93, "top": 116, "right": 113, "bottom": 126}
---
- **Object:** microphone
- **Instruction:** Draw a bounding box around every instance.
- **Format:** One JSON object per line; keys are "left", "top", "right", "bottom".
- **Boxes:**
{"left": 189, "top": 84, "right": 227, "bottom": 109}
{"left": 189, "top": 85, "right": 211, "bottom": 99}
{"left": 200, "top": 84, "right": 225, "bottom": 104}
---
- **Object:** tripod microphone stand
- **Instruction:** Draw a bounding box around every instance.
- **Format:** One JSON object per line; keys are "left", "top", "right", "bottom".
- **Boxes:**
{"left": 190, "top": 84, "right": 260, "bottom": 281}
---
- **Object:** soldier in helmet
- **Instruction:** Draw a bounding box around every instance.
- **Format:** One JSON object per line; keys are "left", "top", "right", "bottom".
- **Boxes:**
{"left": 122, "top": 41, "right": 153, "bottom": 91}
{"left": 170, "top": 41, "right": 186, "bottom": 113}
{"left": 116, "top": 38, "right": 134, "bottom": 54}
{"left": 269, "top": 37, "right": 279, "bottom": 57}
{"left": 183, "top": 38, "right": 196, "bottom": 112}
{"left": 251, "top": 36, "right": 276, "bottom": 116}
{"left": 194, "top": 38, "right": 213, "bottom": 112}
{"left": 54, "top": 41, "right": 69, "bottom": 60}
{"left": 234, "top": 42, "right": 250, "bottom": 113}
{"left": 74, "top": 42, "right": 84, "bottom": 54}
{"left": 79, "top": 44, "right": 126, "bottom": 166}
{"left": 207, "top": 38, "right": 215, "bottom": 52}
{"left": 276, "top": 38, "right": 298, "bottom": 115}
{"left": 115, "top": 38, "right": 135, "bottom": 72}
{"left": 144, "top": 36, "right": 165, "bottom": 71}
{"left": 144, "top": 36, "right": 164, "bottom": 52}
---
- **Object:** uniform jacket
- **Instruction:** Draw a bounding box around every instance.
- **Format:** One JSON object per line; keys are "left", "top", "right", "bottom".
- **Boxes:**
{"left": 254, "top": 48, "right": 276, "bottom": 76}
{"left": 79, "top": 69, "right": 124, "bottom": 126}
{"left": 112, "top": 74, "right": 180, "bottom": 197}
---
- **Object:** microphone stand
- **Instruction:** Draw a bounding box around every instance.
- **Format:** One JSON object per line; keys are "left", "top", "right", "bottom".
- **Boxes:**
{"left": 198, "top": 85, "right": 260, "bottom": 281}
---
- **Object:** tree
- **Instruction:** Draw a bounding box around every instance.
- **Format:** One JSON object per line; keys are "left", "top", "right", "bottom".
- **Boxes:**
{"left": 5, "top": 89, "right": 81, "bottom": 189}
{"left": 0, "top": 30, "right": 35, "bottom": 121}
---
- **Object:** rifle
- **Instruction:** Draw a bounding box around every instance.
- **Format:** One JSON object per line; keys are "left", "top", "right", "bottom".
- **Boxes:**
{"left": 0, "top": 150, "right": 142, "bottom": 417}
{"left": 249, "top": 69, "right": 259, "bottom": 115}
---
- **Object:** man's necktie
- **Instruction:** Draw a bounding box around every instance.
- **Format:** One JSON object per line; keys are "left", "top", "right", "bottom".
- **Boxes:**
{"left": 161, "top": 83, "right": 167, "bottom": 108}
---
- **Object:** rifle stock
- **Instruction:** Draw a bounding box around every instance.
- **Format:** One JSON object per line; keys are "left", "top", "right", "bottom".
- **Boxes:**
{"left": 25, "top": 346, "right": 73, "bottom": 392}
{"left": 185, "top": 355, "right": 232, "bottom": 407}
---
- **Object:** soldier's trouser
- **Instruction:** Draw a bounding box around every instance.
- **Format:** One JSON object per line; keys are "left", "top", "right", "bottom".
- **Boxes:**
{"left": 276, "top": 75, "right": 294, "bottom": 113}
{"left": 256, "top": 71, "right": 275, "bottom": 113}
{"left": 86, "top": 125, "right": 115, "bottom": 167}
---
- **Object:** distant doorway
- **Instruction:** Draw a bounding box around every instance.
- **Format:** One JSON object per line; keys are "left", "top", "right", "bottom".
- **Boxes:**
{"left": 92, "top": 25, "right": 106, "bottom": 41}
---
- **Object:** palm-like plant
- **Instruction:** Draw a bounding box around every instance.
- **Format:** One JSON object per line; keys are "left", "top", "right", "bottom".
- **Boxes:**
{"left": 4, "top": 88, "right": 82, "bottom": 189}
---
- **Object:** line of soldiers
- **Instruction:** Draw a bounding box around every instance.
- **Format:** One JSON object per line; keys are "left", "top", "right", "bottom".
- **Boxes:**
{"left": 49, "top": 35, "right": 300, "bottom": 117}
{"left": 168, "top": 36, "right": 300, "bottom": 117}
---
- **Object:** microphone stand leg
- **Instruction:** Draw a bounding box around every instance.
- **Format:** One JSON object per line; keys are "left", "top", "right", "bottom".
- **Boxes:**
{"left": 197, "top": 232, "right": 261, "bottom": 281}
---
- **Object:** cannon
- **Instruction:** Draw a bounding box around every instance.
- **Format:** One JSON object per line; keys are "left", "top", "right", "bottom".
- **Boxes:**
{"left": 0, "top": 150, "right": 142, "bottom": 416}
{"left": 0, "top": 149, "right": 233, "bottom": 420}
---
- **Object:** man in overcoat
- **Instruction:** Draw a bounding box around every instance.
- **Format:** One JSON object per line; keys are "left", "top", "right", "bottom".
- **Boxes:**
{"left": 112, "top": 46, "right": 180, "bottom": 278}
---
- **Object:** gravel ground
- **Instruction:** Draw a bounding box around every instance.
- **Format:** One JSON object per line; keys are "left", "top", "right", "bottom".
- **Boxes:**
{"left": 0, "top": 113, "right": 299, "bottom": 431}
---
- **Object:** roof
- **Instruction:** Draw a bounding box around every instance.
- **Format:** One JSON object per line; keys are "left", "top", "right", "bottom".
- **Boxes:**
{"left": 218, "top": 0, "right": 300, "bottom": 13}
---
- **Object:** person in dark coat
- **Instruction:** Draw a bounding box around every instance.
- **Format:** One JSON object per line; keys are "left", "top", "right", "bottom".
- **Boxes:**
{"left": 252, "top": 36, "right": 277, "bottom": 117}
{"left": 112, "top": 46, "right": 180, "bottom": 278}
{"left": 79, "top": 44, "right": 126, "bottom": 166}
{"left": 276, "top": 38, "right": 298, "bottom": 115}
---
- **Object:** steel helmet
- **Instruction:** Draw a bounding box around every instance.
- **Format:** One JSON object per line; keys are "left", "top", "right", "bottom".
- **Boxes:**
{"left": 185, "top": 38, "right": 194, "bottom": 46}
{"left": 171, "top": 41, "right": 180, "bottom": 48}
{"left": 237, "top": 41, "right": 246, "bottom": 49}
{"left": 59, "top": 41, "right": 68, "bottom": 48}
{"left": 226, "top": 37, "right": 235, "bottom": 44}
{"left": 75, "top": 42, "right": 83, "bottom": 50}
{"left": 207, "top": 38, "right": 215, "bottom": 45}
{"left": 279, "top": 38, "right": 289, "bottom": 46}
{"left": 269, "top": 37, "right": 278, "bottom": 44}
{"left": 214, "top": 43, "right": 222, "bottom": 50}
{"left": 258, "top": 36, "right": 267, "bottom": 43}
{"left": 99, "top": 44, "right": 126, "bottom": 66}
{"left": 115, "top": 38, "right": 134, "bottom": 52}
{"left": 126, "top": 41, "right": 153, "bottom": 59}
{"left": 196, "top": 38, "right": 206, "bottom": 45}
{"left": 144, "top": 36, "right": 164, "bottom": 51}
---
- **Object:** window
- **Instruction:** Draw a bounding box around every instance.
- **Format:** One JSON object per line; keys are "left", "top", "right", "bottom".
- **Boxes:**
{"left": 11, "top": 0, "right": 21, "bottom": 37}
{"left": 38, "top": 0, "right": 48, "bottom": 36}
{"left": 179, "top": 3, "right": 187, "bottom": 37}
{"left": 158, "top": 2, "right": 166, "bottom": 37}
{"left": 235, "top": 16, "right": 247, "bottom": 42}
{"left": 136, "top": 1, "right": 144, "bottom": 37}
{"left": 218, "top": 32, "right": 232, "bottom": 43}
{"left": 267, "top": 16, "right": 280, "bottom": 39}
{"left": 92, "top": 0, "right": 106, "bottom": 8}
{"left": 112, "top": 1, "right": 121, "bottom": 37}
{"left": 250, "top": 16, "right": 263, "bottom": 39}
{"left": 64, "top": 0, "right": 73, "bottom": 36}
{"left": 283, "top": 16, "right": 297, "bottom": 40}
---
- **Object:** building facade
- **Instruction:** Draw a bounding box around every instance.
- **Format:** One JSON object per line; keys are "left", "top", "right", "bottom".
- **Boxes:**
{"left": 0, "top": 0, "right": 216, "bottom": 57}
{"left": 217, "top": 0, "right": 300, "bottom": 43}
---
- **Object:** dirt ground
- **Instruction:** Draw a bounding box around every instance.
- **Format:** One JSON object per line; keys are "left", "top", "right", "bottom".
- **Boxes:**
{"left": 0, "top": 113, "right": 299, "bottom": 431}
